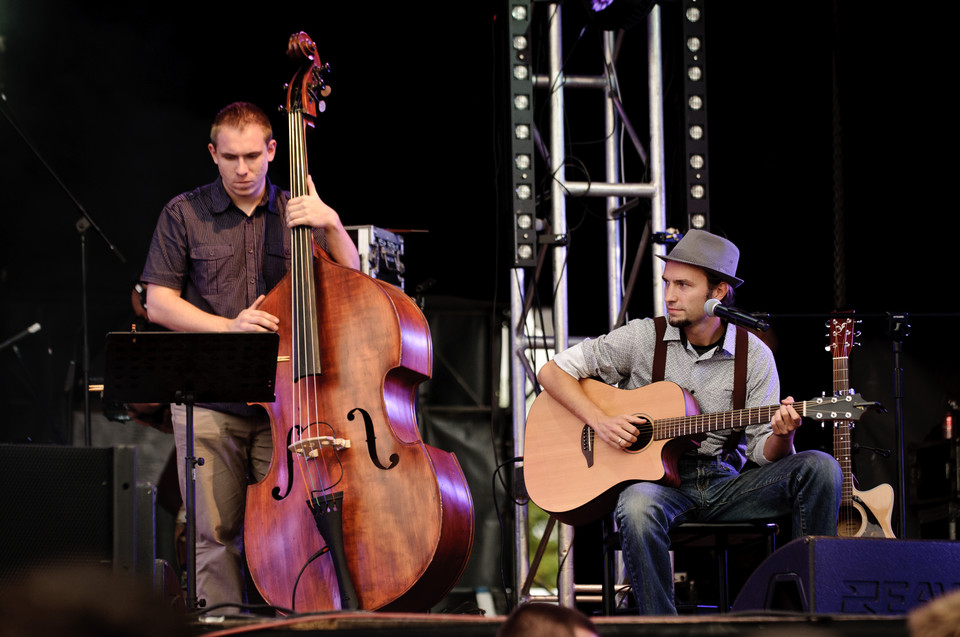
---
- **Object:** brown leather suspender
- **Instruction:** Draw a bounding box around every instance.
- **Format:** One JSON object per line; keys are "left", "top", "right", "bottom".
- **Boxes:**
{"left": 652, "top": 315, "right": 748, "bottom": 410}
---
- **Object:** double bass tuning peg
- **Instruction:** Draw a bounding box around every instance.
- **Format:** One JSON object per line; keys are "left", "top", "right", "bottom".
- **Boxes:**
{"left": 310, "top": 66, "right": 332, "bottom": 98}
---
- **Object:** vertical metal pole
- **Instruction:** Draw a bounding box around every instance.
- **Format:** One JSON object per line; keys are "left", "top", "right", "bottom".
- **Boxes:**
{"left": 545, "top": 2, "right": 576, "bottom": 609}
{"left": 604, "top": 30, "right": 624, "bottom": 330}
{"left": 601, "top": 31, "right": 626, "bottom": 601}
{"left": 510, "top": 269, "right": 530, "bottom": 606}
{"left": 648, "top": 6, "right": 668, "bottom": 316}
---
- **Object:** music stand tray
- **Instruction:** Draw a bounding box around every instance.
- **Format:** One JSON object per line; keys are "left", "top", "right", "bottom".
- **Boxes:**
{"left": 103, "top": 331, "right": 279, "bottom": 609}
{"left": 103, "top": 331, "right": 279, "bottom": 405}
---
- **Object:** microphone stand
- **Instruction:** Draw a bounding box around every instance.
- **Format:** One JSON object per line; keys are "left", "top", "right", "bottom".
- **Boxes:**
{"left": 2, "top": 93, "right": 127, "bottom": 447}
{"left": 886, "top": 312, "right": 910, "bottom": 537}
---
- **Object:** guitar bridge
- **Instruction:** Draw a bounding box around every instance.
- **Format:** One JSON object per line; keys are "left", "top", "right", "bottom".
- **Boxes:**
{"left": 581, "top": 425, "right": 594, "bottom": 468}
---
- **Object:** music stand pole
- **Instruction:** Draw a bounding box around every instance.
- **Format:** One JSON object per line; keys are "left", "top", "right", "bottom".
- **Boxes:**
{"left": 178, "top": 390, "right": 202, "bottom": 610}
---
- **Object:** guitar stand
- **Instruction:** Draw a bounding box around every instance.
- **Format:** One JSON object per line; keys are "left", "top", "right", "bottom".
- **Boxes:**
{"left": 103, "top": 331, "right": 279, "bottom": 610}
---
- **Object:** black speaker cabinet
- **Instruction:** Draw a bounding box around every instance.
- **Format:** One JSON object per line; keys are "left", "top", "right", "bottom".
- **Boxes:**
{"left": 0, "top": 444, "right": 143, "bottom": 583}
{"left": 732, "top": 536, "right": 960, "bottom": 614}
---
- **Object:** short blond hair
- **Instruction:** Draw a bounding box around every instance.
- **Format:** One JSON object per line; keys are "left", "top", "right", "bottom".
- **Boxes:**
{"left": 210, "top": 102, "right": 273, "bottom": 147}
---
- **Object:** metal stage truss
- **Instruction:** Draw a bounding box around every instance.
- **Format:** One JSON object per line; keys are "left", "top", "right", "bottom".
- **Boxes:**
{"left": 507, "top": 1, "right": 678, "bottom": 610}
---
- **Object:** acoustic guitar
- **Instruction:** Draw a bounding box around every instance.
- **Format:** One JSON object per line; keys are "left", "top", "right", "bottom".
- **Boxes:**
{"left": 828, "top": 313, "right": 895, "bottom": 538}
{"left": 522, "top": 378, "right": 880, "bottom": 526}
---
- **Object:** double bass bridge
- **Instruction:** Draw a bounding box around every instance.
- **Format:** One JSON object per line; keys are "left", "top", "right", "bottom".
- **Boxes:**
{"left": 289, "top": 435, "right": 352, "bottom": 458}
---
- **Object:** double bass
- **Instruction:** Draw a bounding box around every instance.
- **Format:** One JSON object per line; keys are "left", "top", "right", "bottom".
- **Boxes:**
{"left": 243, "top": 32, "right": 474, "bottom": 612}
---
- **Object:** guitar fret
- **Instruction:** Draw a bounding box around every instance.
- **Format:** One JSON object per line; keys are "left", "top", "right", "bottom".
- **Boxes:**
{"left": 650, "top": 395, "right": 867, "bottom": 442}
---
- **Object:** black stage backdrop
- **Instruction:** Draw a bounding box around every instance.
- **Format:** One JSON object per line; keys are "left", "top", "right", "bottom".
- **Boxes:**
{"left": 1, "top": 1, "right": 956, "bottom": 545}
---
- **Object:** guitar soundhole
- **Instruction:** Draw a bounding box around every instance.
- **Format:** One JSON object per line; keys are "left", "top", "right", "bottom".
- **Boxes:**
{"left": 627, "top": 417, "right": 653, "bottom": 452}
{"left": 838, "top": 505, "right": 864, "bottom": 537}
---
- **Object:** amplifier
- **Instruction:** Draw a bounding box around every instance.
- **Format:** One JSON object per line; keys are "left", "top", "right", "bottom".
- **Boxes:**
{"left": 732, "top": 536, "right": 960, "bottom": 614}
{"left": 347, "top": 225, "right": 405, "bottom": 291}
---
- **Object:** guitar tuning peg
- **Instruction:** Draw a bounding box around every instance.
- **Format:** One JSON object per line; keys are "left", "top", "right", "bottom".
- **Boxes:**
{"left": 824, "top": 345, "right": 831, "bottom": 352}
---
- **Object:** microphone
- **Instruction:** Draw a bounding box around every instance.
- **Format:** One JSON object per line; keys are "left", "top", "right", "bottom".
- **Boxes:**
{"left": 704, "top": 299, "right": 769, "bottom": 332}
{"left": 0, "top": 322, "right": 41, "bottom": 351}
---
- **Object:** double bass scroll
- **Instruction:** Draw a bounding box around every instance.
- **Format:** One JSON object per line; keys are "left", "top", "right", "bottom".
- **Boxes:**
{"left": 242, "top": 31, "right": 474, "bottom": 613}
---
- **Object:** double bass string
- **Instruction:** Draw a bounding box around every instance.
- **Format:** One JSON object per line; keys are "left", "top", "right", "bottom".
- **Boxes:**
{"left": 287, "top": 109, "right": 338, "bottom": 512}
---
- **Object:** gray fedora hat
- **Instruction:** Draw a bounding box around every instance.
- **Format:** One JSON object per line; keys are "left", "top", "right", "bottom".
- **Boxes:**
{"left": 657, "top": 229, "right": 743, "bottom": 288}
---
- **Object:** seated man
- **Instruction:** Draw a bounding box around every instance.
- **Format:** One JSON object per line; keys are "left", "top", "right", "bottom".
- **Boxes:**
{"left": 537, "top": 229, "right": 842, "bottom": 614}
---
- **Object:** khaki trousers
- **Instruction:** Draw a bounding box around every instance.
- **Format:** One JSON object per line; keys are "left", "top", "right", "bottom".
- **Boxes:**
{"left": 171, "top": 403, "right": 272, "bottom": 609}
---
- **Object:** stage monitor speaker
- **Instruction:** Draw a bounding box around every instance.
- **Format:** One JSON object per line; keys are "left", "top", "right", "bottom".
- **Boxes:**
{"left": 0, "top": 444, "right": 142, "bottom": 584}
{"left": 732, "top": 536, "right": 960, "bottom": 615}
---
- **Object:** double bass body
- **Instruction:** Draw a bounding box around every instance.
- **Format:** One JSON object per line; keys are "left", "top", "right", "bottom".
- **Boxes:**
{"left": 245, "top": 247, "right": 475, "bottom": 611}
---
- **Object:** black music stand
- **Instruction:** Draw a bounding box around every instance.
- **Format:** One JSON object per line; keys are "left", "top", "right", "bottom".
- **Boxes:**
{"left": 103, "top": 331, "right": 279, "bottom": 610}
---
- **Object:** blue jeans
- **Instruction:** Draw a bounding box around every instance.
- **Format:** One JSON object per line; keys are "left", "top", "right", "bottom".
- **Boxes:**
{"left": 615, "top": 450, "right": 842, "bottom": 615}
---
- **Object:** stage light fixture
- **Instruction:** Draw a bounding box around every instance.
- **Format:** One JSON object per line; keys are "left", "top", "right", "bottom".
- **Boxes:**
{"left": 508, "top": 1, "right": 537, "bottom": 267}
{"left": 682, "top": 0, "right": 710, "bottom": 232}
{"left": 581, "top": 0, "right": 657, "bottom": 31}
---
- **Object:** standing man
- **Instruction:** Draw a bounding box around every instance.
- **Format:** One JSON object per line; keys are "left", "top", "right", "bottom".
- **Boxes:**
{"left": 140, "top": 102, "right": 360, "bottom": 609}
{"left": 537, "top": 229, "right": 842, "bottom": 614}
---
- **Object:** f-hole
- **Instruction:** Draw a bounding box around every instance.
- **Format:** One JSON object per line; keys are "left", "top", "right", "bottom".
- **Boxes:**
{"left": 348, "top": 407, "right": 399, "bottom": 470}
{"left": 272, "top": 426, "right": 298, "bottom": 501}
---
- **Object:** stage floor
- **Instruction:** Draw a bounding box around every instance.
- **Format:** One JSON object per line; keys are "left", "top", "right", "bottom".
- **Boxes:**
{"left": 190, "top": 611, "right": 909, "bottom": 637}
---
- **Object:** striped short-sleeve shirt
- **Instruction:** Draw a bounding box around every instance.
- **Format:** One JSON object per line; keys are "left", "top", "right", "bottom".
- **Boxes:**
{"left": 141, "top": 177, "right": 329, "bottom": 320}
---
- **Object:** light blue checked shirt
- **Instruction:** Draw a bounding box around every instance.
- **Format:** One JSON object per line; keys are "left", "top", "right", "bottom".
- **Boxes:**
{"left": 551, "top": 317, "right": 787, "bottom": 469}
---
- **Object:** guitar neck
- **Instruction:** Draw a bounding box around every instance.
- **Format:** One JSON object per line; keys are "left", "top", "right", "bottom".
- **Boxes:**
{"left": 829, "top": 315, "right": 856, "bottom": 504}
{"left": 655, "top": 399, "right": 839, "bottom": 440}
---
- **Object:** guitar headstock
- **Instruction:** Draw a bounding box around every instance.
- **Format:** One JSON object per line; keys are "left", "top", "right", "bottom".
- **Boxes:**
{"left": 827, "top": 312, "right": 859, "bottom": 359}
{"left": 805, "top": 393, "right": 885, "bottom": 422}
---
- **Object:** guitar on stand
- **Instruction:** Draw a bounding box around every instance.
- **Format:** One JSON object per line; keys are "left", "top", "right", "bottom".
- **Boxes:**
{"left": 828, "top": 312, "right": 896, "bottom": 538}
